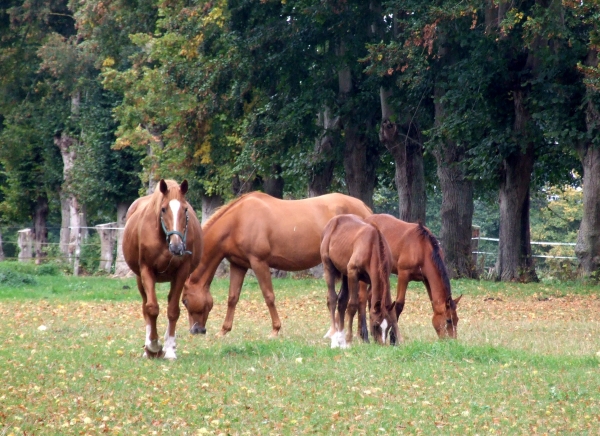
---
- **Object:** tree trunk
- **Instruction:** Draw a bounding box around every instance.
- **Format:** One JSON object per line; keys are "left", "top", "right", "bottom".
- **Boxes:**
{"left": 54, "top": 132, "right": 79, "bottom": 261}
{"left": 309, "top": 108, "right": 337, "bottom": 197}
{"left": 379, "top": 87, "right": 426, "bottom": 222}
{"left": 33, "top": 195, "right": 49, "bottom": 265}
{"left": 263, "top": 164, "right": 284, "bottom": 199}
{"left": 0, "top": 229, "right": 4, "bottom": 261}
{"left": 576, "top": 142, "right": 600, "bottom": 276}
{"left": 433, "top": 84, "right": 476, "bottom": 278}
{"left": 338, "top": 43, "right": 376, "bottom": 208}
{"left": 435, "top": 145, "right": 475, "bottom": 278}
{"left": 59, "top": 194, "right": 70, "bottom": 256}
{"left": 575, "top": 48, "right": 600, "bottom": 277}
{"left": 201, "top": 193, "right": 223, "bottom": 225}
{"left": 114, "top": 202, "right": 132, "bottom": 277}
{"left": 496, "top": 92, "right": 538, "bottom": 282}
{"left": 343, "top": 124, "right": 377, "bottom": 209}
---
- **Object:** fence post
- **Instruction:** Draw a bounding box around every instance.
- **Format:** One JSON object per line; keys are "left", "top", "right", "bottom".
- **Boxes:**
{"left": 95, "top": 222, "right": 117, "bottom": 273}
{"left": 113, "top": 202, "right": 132, "bottom": 277}
{"left": 73, "top": 213, "right": 83, "bottom": 276}
{"left": 18, "top": 228, "right": 33, "bottom": 262}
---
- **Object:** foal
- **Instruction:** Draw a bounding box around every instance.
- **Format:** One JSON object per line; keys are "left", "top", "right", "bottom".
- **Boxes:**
{"left": 320, "top": 214, "right": 399, "bottom": 348}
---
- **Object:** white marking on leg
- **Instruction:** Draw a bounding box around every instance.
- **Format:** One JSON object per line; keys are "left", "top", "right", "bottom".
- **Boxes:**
{"left": 145, "top": 324, "right": 152, "bottom": 347}
{"left": 381, "top": 319, "right": 389, "bottom": 344}
{"left": 338, "top": 330, "right": 349, "bottom": 349}
{"left": 331, "top": 330, "right": 349, "bottom": 349}
{"left": 324, "top": 325, "right": 336, "bottom": 339}
{"left": 163, "top": 323, "right": 177, "bottom": 360}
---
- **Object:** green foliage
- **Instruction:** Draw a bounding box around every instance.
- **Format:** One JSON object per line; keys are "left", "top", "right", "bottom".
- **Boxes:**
{"left": 0, "top": 268, "right": 36, "bottom": 286}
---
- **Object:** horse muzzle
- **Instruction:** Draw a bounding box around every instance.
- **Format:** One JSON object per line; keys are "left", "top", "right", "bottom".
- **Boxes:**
{"left": 169, "top": 242, "right": 185, "bottom": 256}
{"left": 190, "top": 322, "right": 206, "bottom": 335}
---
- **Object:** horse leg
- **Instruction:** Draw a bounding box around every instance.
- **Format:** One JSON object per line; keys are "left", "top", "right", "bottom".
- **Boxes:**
{"left": 138, "top": 267, "right": 163, "bottom": 358}
{"left": 218, "top": 263, "right": 248, "bottom": 337}
{"left": 395, "top": 270, "right": 410, "bottom": 321}
{"left": 357, "top": 281, "right": 370, "bottom": 343}
{"left": 334, "top": 275, "right": 349, "bottom": 348}
{"left": 249, "top": 259, "right": 282, "bottom": 338}
{"left": 344, "top": 268, "right": 360, "bottom": 347}
{"left": 162, "top": 270, "right": 188, "bottom": 359}
{"left": 322, "top": 259, "right": 339, "bottom": 340}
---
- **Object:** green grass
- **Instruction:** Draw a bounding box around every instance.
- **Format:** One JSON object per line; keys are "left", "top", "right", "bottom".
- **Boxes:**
{"left": 1, "top": 264, "right": 600, "bottom": 434}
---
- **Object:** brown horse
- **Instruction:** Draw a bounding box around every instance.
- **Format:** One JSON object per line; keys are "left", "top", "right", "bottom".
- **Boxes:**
{"left": 320, "top": 214, "right": 399, "bottom": 348}
{"left": 363, "top": 214, "right": 462, "bottom": 338}
{"left": 123, "top": 179, "right": 202, "bottom": 359}
{"left": 182, "top": 192, "right": 372, "bottom": 337}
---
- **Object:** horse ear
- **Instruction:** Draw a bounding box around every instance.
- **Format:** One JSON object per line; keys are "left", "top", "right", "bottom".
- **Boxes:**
{"left": 159, "top": 179, "right": 168, "bottom": 195}
{"left": 454, "top": 294, "right": 463, "bottom": 306}
{"left": 180, "top": 179, "right": 188, "bottom": 195}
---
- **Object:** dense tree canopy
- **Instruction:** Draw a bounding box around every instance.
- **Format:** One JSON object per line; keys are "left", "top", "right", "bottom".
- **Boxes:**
{"left": 1, "top": 0, "right": 599, "bottom": 280}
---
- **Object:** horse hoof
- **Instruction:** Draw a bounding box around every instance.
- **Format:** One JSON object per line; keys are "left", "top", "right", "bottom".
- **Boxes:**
{"left": 143, "top": 346, "right": 165, "bottom": 359}
{"left": 164, "top": 350, "right": 177, "bottom": 360}
{"left": 269, "top": 330, "right": 280, "bottom": 339}
{"left": 216, "top": 330, "right": 228, "bottom": 338}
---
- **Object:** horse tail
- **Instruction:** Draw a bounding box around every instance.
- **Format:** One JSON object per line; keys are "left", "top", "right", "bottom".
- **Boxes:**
{"left": 417, "top": 223, "right": 454, "bottom": 308}
{"left": 369, "top": 222, "right": 392, "bottom": 305}
{"left": 321, "top": 217, "right": 342, "bottom": 281}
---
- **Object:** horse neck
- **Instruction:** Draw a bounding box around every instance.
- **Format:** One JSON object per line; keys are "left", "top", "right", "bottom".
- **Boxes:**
{"left": 190, "top": 226, "right": 227, "bottom": 287}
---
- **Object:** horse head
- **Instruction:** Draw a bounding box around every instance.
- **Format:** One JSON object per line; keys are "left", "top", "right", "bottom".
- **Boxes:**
{"left": 435, "top": 294, "right": 462, "bottom": 339}
{"left": 370, "top": 300, "right": 398, "bottom": 345}
{"left": 182, "top": 279, "right": 214, "bottom": 335}
{"left": 158, "top": 179, "right": 191, "bottom": 256}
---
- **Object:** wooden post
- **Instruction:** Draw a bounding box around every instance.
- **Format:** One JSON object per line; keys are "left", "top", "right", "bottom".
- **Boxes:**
{"left": 113, "top": 202, "right": 132, "bottom": 277}
{"left": 17, "top": 229, "right": 33, "bottom": 262}
{"left": 73, "top": 213, "right": 83, "bottom": 276}
{"left": 95, "top": 222, "right": 117, "bottom": 273}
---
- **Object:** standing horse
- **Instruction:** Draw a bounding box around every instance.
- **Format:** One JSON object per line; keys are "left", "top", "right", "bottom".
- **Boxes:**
{"left": 363, "top": 214, "right": 461, "bottom": 338}
{"left": 320, "top": 214, "right": 399, "bottom": 348}
{"left": 123, "top": 179, "right": 202, "bottom": 359}
{"left": 182, "top": 192, "right": 372, "bottom": 337}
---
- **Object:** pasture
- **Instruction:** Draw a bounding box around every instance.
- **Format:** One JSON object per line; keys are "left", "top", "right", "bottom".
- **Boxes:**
{"left": 1, "top": 263, "right": 599, "bottom": 435}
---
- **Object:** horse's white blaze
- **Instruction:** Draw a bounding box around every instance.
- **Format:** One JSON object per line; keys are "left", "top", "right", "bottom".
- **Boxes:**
{"left": 381, "top": 319, "right": 389, "bottom": 344}
{"left": 168, "top": 199, "right": 182, "bottom": 243}
{"left": 163, "top": 323, "right": 177, "bottom": 360}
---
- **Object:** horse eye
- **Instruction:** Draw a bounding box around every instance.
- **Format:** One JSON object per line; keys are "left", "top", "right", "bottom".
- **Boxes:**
{"left": 446, "top": 319, "right": 452, "bottom": 324}
{"left": 161, "top": 207, "right": 166, "bottom": 213}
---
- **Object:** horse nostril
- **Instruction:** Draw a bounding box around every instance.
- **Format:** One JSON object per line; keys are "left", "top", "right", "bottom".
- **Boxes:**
{"left": 190, "top": 323, "right": 206, "bottom": 335}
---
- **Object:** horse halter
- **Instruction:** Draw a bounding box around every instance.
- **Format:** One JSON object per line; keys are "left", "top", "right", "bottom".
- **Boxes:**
{"left": 160, "top": 207, "right": 192, "bottom": 256}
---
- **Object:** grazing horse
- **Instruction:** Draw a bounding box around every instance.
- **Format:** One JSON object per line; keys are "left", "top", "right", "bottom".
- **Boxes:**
{"left": 363, "top": 214, "right": 462, "bottom": 338}
{"left": 123, "top": 179, "right": 202, "bottom": 359}
{"left": 182, "top": 192, "right": 372, "bottom": 337}
{"left": 320, "top": 214, "right": 399, "bottom": 348}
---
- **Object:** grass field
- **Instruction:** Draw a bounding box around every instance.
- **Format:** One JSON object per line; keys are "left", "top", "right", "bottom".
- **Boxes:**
{"left": 1, "top": 262, "right": 599, "bottom": 435}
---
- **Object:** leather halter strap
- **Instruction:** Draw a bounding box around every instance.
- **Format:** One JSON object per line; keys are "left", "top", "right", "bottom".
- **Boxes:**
{"left": 160, "top": 208, "right": 192, "bottom": 255}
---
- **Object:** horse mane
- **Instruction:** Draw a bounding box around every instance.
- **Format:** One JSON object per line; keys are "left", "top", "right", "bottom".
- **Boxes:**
{"left": 416, "top": 223, "right": 454, "bottom": 308}
{"left": 202, "top": 192, "right": 255, "bottom": 231}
